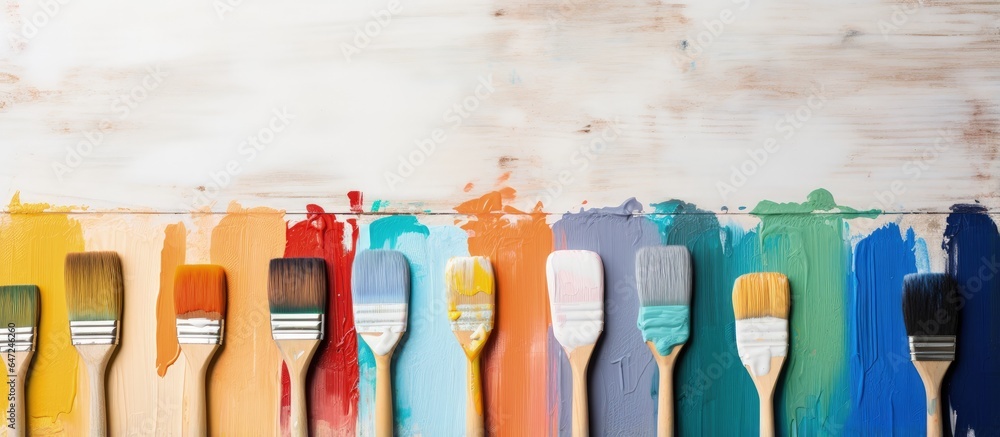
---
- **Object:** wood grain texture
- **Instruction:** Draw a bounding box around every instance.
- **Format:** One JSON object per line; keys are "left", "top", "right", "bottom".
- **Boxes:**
{"left": 0, "top": 0, "right": 995, "bottom": 214}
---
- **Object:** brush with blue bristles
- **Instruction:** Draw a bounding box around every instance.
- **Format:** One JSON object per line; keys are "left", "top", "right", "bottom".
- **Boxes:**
{"left": 268, "top": 258, "right": 327, "bottom": 437}
{"left": 352, "top": 250, "right": 410, "bottom": 437}
{"left": 0, "top": 285, "right": 39, "bottom": 437}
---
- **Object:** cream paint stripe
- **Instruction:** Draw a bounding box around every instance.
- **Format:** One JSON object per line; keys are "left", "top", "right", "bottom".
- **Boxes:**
{"left": 78, "top": 214, "right": 183, "bottom": 436}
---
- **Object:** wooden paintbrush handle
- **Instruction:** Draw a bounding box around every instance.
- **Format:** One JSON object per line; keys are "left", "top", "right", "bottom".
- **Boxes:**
{"left": 567, "top": 345, "right": 595, "bottom": 437}
{"left": 76, "top": 344, "right": 115, "bottom": 437}
{"left": 7, "top": 352, "right": 32, "bottom": 437}
{"left": 276, "top": 339, "right": 320, "bottom": 437}
{"left": 913, "top": 360, "right": 951, "bottom": 437}
{"left": 180, "top": 344, "right": 219, "bottom": 437}
{"left": 465, "top": 354, "right": 484, "bottom": 437}
{"left": 375, "top": 352, "right": 395, "bottom": 437}
{"left": 758, "top": 389, "right": 775, "bottom": 437}
{"left": 647, "top": 342, "right": 683, "bottom": 437}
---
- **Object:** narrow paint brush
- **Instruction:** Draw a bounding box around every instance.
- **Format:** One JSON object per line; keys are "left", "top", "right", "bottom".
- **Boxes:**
{"left": 547, "top": 250, "right": 604, "bottom": 437}
{"left": 732, "top": 272, "right": 789, "bottom": 437}
{"left": 351, "top": 250, "right": 410, "bottom": 437}
{"left": 174, "top": 265, "right": 226, "bottom": 437}
{"left": 635, "top": 246, "right": 691, "bottom": 437}
{"left": 902, "top": 273, "right": 959, "bottom": 437}
{"left": 65, "top": 251, "right": 124, "bottom": 437}
{"left": 445, "top": 256, "right": 495, "bottom": 437}
{"left": 0, "top": 285, "right": 39, "bottom": 437}
{"left": 268, "top": 258, "right": 327, "bottom": 437}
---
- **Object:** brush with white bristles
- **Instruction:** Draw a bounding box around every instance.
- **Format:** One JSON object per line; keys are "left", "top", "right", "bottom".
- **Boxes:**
{"left": 445, "top": 256, "right": 495, "bottom": 437}
{"left": 65, "top": 251, "right": 124, "bottom": 437}
{"left": 635, "top": 246, "right": 691, "bottom": 437}
{"left": 733, "top": 272, "right": 789, "bottom": 437}
{"left": 902, "top": 273, "right": 959, "bottom": 437}
{"left": 547, "top": 250, "right": 604, "bottom": 437}
{"left": 0, "top": 285, "right": 39, "bottom": 437}
{"left": 352, "top": 250, "right": 410, "bottom": 437}
{"left": 268, "top": 258, "right": 327, "bottom": 437}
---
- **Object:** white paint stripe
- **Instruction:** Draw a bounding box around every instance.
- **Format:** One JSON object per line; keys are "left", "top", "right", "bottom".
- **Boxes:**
{"left": 735, "top": 316, "right": 788, "bottom": 377}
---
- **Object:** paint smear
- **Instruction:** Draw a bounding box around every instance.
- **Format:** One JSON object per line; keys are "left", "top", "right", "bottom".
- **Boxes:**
{"left": 155, "top": 223, "right": 186, "bottom": 376}
{"left": 281, "top": 204, "right": 359, "bottom": 436}
{"left": 361, "top": 215, "right": 468, "bottom": 435}
{"left": 0, "top": 194, "right": 86, "bottom": 436}
{"left": 845, "top": 223, "right": 923, "bottom": 435}
{"left": 752, "top": 189, "right": 875, "bottom": 434}
{"left": 651, "top": 199, "right": 761, "bottom": 435}
{"left": 454, "top": 189, "right": 553, "bottom": 435}
{"left": 551, "top": 199, "right": 661, "bottom": 436}
{"left": 942, "top": 204, "right": 1000, "bottom": 435}
{"left": 208, "top": 202, "right": 286, "bottom": 436}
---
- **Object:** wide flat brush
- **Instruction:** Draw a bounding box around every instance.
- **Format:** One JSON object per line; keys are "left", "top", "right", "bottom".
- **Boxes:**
{"left": 268, "top": 258, "right": 327, "bottom": 437}
{"left": 635, "top": 246, "right": 691, "bottom": 437}
{"left": 352, "top": 250, "right": 410, "bottom": 437}
{"left": 445, "top": 256, "right": 495, "bottom": 437}
{"left": 65, "top": 251, "right": 124, "bottom": 437}
{"left": 0, "top": 285, "right": 39, "bottom": 437}
{"left": 902, "top": 273, "right": 959, "bottom": 437}
{"left": 546, "top": 250, "right": 604, "bottom": 437}
{"left": 174, "top": 265, "right": 226, "bottom": 437}
{"left": 732, "top": 272, "right": 789, "bottom": 437}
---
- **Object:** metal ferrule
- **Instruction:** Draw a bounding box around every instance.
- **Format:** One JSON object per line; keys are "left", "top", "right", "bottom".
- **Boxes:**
{"left": 176, "top": 318, "right": 224, "bottom": 345}
{"left": 270, "top": 313, "right": 324, "bottom": 341}
{"left": 908, "top": 335, "right": 956, "bottom": 361}
{"left": 69, "top": 320, "right": 119, "bottom": 345}
{"left": 451, "top": 304, "right": 494, "bottom": 332}
{"left": 1, "top": 327, "right": 36, "bottom": 352}
{"left": 353, "top": 303, "right": 407, "bottom": 334}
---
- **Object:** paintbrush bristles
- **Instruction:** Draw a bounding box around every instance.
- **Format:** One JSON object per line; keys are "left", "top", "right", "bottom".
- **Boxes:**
{"left": 732, "top": 273, "right": 789, "bottom": 320}
{"left": 65, "top": 251, "right": 124, "bottom": 321}
{"left": 446, "top": 256, "right": 495, "bottom": 307}
{"left": 547, "top": 250, "right": 604, "bottom": 304}
{"left": 267, "top": 258, "right": 327, "bottom": 314}
{"left": 902, "top": 273, "right": 959, "bottom": 337}
{"left": 0, "top": 285, "right": 39, "bottom": 329}
{"left": 636, "top": 246, "right": 692, "bottom": 307}
{"left": 351, "top": 250, "right": 410, "bottom": 305}
{"left": 174, "top": 265, "right": 227, "bottom": 320}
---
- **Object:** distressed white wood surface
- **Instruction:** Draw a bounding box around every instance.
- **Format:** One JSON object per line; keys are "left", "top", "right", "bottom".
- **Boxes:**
{"left": 0, "top": 0, "right": 996, "bottom": 213}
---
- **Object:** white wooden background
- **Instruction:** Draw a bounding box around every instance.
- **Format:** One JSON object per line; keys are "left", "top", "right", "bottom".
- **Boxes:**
{"left": 0, "top": 0, "right": 997, "bottom": 213}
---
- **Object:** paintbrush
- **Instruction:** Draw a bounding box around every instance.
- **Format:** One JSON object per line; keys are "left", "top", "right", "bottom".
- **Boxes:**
{"left": 902, "top": 273, "right": 959, "bottom": 437}
{"left": 0, "top": 285, "right": 38, "bottom": 437}
{"left": 174, "top": 265, "right": 226, "bottom": 437}
{"left": 732, "top": 272, "right": 789, "bottom": 437}
{"left": 445, "top": 256, "right": 495, "bottom": 437}
{"left": 635, "top": 246, "right": 691, "bottom": 437}
{"left": 268, "top": 258, "right": 326, "bottom": 437}
{"left": 65, "top": 251, "right": 124, "bottom": 437}
{"left": 546, "top": 250, "right": 604, "bottom": 437}
{"left": 351, "top": 250, "right": 410, "bottom": 437}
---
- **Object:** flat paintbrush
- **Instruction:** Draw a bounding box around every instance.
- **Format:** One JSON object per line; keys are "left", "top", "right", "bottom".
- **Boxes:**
{"left": 0, "top": 285, "right": 39, "bottom": 437}
{"left": 445, "top": 256, "right": 495, "bottom": 437}
{"left": 174, "top": 265, "right": 226, "bottom": 437}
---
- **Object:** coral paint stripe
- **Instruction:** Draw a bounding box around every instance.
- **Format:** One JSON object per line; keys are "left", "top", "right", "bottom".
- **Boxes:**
{"left": 155, "top": 223, "right": 186, "bottom": 376}
{"left": 454, "top": 190, "right": 553, "bottom": 435}
{"left": 208, "top": 203, "right": 285, "bottom": 436}
{"left": 283, "top": 204, "right": 360, "bottom": 436}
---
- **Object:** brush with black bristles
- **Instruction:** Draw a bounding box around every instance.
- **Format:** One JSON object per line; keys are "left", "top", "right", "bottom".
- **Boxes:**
{"left": 268, "top": 258, "right": 326, "bottom": 437}
{"left": 635, "top": 246, "right": 691, "bottom": 437}
{"left": 352, "top": 250, "right": 410, "bottom": 437}
{"left": 174, "top": 265, "right": 227, "bottom": 437}
{"left": 902, "top": 273, "right": 959, "bottom": 437}
{"left": 0, "top": 285, "right": 39, "bottom": 437}
{"left": 65, "top": 251, "right": 124, "bottom": 437}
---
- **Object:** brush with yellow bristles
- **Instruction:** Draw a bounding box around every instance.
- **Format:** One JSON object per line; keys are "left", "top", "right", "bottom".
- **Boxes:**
{"left": 0, "top": 285, "right": 39, "bottom": 437}
{"left": 66, "top": 251, "right": 124, "bottom": 437}
{"left": 732, "top": 272, "right": 789, "bottom": 437}
{"left": 174, "top": 265, "right": 227, "bottom": 437}
{"left": 445, "top": 256, "right": 495, "bottom": 437}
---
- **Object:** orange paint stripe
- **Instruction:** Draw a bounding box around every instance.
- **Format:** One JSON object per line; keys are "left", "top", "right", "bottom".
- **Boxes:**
{"left": 455, "top": 190, "right": 553, "bottom": 436}
{"left": 155, "top": 222, "right": 185, "bottom": 376}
